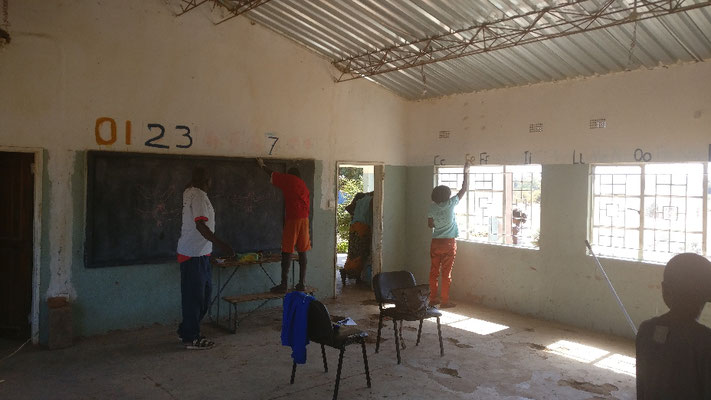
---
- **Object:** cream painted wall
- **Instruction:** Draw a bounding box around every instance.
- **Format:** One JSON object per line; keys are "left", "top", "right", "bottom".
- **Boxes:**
{"left": 407, "top": 61, "right": 711, "bottom": 166}
{"left": 404, "top": 61, "right": 711, "bottom": 338}
{"left": 0, "top": 0, "right": 407, "bottom": 340}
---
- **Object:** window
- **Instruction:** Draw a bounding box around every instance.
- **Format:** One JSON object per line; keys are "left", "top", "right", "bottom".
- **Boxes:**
{"left": 590, "top": 163, "right": 709, "bottom": 263}
{"left": 435, "top": 164, "right": 541, "bottom": 248}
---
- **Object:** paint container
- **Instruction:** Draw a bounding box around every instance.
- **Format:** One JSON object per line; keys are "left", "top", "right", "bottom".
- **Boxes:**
{"left": 48, "top": 296, "right": 72, "bottom": 349}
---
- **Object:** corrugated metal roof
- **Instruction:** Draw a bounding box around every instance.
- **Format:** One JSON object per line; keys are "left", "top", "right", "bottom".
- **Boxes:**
{"left": 238, "top": 0, "right": 711, "bottom": 100}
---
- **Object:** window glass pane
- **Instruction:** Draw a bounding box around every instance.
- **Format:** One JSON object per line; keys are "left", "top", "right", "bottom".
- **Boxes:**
{"left": 436, "top": 164, "right": 541, "bottom": 248}
{"left": 593, "top": 162, "right": 707, "bottom": 263}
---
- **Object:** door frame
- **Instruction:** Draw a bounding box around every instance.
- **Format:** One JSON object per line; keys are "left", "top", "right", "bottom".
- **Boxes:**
{"left": 0, "top": 147, "right": 43, "bottom": 343}
{"left": 334, "top": 161, "right": 384, "bottom": 297}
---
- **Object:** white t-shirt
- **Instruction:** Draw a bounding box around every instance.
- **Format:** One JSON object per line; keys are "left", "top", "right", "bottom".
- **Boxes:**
{"left": 177, "top": 187, "right": 215, "bottom": 257}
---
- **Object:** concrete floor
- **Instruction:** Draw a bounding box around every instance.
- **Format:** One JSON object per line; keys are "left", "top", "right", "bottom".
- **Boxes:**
{"left": 0, "top": 283, "right": 637, "bottom": 400}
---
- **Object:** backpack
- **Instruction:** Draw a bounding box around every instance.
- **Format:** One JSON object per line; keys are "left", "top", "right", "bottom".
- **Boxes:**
{"left": 390, "top": 284, "right": 430, "bottom": 318}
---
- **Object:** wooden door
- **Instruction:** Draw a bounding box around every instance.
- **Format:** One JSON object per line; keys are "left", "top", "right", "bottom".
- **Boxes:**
{"left": 0, "top": 152, "right": 34, "bottom": 338}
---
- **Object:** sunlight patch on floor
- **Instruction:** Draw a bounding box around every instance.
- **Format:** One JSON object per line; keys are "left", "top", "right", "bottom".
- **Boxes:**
{"left": 594, "top": 353, "right": 636, "bottom": 376}
{"left": 547, "top": 340, "right": 636, "bottom": 376}
{"left": 426, "top": 310, "right": 509, "bottom": 335}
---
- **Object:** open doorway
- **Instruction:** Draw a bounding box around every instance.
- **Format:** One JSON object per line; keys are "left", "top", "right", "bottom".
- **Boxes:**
{"left": 0, "top": 151, "right": 35, "bottom": 341}
{"left": 335, "top": 163, "right": 383, "bottom": 295}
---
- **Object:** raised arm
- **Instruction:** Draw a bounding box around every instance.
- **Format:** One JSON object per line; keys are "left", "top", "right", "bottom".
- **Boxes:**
{"left": 256, "top": 158, "right": 274, "bottom": 177}
{"left": 456, "top": 161, "right": 471, "bottom": 200}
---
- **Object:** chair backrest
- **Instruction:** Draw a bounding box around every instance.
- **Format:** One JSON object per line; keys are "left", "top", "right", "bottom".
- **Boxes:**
{"left": 372, "top": 271, "right": 416, "bottom": 304}
{"left": 307, "top": 300, "right": 334, "bottom": 343}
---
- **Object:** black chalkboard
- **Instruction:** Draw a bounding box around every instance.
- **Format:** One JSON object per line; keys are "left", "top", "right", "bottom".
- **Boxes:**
{"left": 85, "top": 151, "right": 314, "bottom": 268}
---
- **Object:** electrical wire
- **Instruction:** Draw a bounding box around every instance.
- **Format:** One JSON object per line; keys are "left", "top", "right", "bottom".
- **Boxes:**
{"left": 0, "top": 338, "right": 31, "bottom": 363}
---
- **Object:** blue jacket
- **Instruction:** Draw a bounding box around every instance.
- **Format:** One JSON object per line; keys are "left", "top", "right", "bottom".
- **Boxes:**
{"left": 281, "top": 291, "right": 314, "bottom": 364}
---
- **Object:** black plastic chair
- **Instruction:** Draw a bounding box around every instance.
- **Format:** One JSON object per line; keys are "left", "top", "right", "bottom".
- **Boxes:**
{"left": 372, "top": 271, "right": 444, "bottom": 364}
{"left": 290, "top": 300, "right": 371, "bottom": 400}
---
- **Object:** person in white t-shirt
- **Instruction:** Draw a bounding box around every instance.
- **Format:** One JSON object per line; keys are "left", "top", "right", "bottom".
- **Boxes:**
{"left": 636, "top": 252, "right": 711, "bottom": 399}
{"left": 176, "top": 167, "right": 233, "bottom": 350}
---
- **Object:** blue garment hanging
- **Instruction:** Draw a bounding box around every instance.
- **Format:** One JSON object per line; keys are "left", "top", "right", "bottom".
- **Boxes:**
{"left": 281, "top": 291, "right": 315, "bottom": 364}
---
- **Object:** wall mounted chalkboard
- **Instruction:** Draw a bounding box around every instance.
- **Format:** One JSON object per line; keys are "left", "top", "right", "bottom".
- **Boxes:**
{"left": 85, "top": 151, "right": 315, "bottom": 268}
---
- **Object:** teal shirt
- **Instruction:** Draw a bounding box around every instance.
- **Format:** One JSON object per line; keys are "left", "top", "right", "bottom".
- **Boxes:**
{"left": 428, "top": 196, "right": 460, "bottom": 239}
{"left": 352, "top": 193, "right": 373, "bottom": 227}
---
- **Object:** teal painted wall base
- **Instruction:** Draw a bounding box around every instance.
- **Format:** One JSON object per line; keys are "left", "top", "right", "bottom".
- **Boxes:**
{"left": 37, "top": 159, "right": 415, "bottom": 340}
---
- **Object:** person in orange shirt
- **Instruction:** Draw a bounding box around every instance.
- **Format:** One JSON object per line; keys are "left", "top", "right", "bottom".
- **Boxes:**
{"left": 257, "top": 158, "right": 311, "bottom": 293}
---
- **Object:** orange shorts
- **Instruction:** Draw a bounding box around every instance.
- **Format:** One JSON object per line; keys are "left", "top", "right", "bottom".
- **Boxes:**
{"left": 282, "top": 218, "right": 311, "bottom": 253}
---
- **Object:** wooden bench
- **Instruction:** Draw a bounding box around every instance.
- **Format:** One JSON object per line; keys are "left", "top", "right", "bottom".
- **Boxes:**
{"left": 222, "top": 287, "right": 316, "bottom": 333}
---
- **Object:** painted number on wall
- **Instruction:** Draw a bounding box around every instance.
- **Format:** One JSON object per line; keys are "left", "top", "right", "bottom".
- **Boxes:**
{"left": 95, "top": 117, "right": 193, "bottom": 149}
{"left": 265, "top": 133, "right": 279, "bottom": 155}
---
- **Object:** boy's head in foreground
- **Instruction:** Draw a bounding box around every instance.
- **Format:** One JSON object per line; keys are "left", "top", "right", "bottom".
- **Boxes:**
{"left": 662, "top": 253, "right": 711, "bottom": 319}
{"left": 431, "top": 185, "right": 451, "bottom": 204}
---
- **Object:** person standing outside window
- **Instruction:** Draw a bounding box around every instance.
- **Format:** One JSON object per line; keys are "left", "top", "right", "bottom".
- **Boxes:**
{"left": 427, "top": 161, "right": 470, "bottom": 308}
{"left": 177, "top": 166, "right": 234, "bottom": 350}
{"left": 257, "top": 158, "right": 311, "bottom": 293}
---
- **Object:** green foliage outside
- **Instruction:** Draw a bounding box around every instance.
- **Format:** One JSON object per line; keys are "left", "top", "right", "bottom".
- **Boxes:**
{"left": 337, "top": 167, "right": 363, "bottom": 254}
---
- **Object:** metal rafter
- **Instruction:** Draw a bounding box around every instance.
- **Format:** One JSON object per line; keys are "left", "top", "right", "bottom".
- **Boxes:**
{"left": 214, "top": 0, "right": 273, "bottom": 25}
{"left": 175, "top": 0, "right": 271, "bottom": 24}
{"left": 333, "top": 0, "right": 711, "bottom": 82}
{"left": 176, "top": 0, "right": 210, "bottom": 16}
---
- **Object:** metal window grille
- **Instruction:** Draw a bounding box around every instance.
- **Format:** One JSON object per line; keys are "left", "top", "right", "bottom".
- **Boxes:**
{"left": 435, "top": 165, "right": 541, "bottom": 248}
{"left": 590, "top": 163, "right": 708, "bottom": 263}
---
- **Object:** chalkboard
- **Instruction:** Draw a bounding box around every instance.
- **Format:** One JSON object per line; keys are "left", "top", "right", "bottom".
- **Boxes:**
{"left": 85, "top": 151, "right": 315, "bottom": 268}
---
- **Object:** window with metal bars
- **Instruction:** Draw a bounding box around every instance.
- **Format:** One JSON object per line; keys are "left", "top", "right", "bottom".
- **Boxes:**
{"left": 435, "top": 165, "right": 541, "bottom": 248}
{"left": 589, "top": 163, "right": 709, "bottom": 263}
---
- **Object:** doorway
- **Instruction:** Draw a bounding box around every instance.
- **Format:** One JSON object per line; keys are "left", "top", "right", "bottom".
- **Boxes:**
{"left": 0, "top": 152, "right": 35, "bottom": 340}
{"left": 335, "top": 163, "right": 383, "bottom": 295}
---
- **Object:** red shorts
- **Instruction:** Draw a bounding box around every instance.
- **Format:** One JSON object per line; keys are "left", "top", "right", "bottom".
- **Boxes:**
{"left": 282, "top": 218, "right": 311, "bottom": 253}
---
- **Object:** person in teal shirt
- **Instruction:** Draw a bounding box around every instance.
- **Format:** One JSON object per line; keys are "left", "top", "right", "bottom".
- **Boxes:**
{"left": 427, "top": 161, "right": 470, "bottom": 308}
{"left": 342, "top": 191, "right": 374, "bottom": 284}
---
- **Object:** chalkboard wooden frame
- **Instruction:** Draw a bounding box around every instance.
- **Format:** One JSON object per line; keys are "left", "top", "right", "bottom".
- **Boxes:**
{"left": 85, "top": 151, "right": 314, "bottom": 268}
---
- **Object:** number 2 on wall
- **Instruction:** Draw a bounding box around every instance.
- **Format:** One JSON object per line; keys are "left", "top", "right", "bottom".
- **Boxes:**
{"left": 145, "top": 124, "right": 169, "bottom": 149}
{"left": 144, "top": 124, "right": 193, "bottom": 149}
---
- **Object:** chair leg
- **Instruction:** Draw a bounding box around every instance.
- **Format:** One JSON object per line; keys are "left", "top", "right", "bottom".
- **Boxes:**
{"left": 416, "top": 319, "right": 423, "bottom": 346}
{"left": 375, "top": 312, "right": 383, "bottom": 353}
{"left": 333, "top": 347, "right": 345, "bottom": 400}
{"left": 290, "top": 361, "right": 296, "bottom": 384}
{"left": 321, "top": 343, "right": 328, "bottom": 372}
{"left": 393, "top": 319, "right": 401, "bottom": 364}
{"left": 437, "top": 316, "right": 444, "bottom": 357}
{"left": 361, "top": 339, "right": 371, "bottom": 388}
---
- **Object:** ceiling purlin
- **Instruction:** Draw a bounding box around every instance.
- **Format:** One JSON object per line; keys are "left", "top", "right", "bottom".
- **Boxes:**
{"left": 332, "top": 0, "right": 711, "bottom": 82}
{"left": 176, "top": 0, "right": 272, "bottom": 24}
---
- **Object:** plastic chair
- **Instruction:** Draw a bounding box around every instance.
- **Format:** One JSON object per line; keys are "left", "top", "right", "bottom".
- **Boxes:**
{"left": 372, "top": 271, "right": 444, "bottom": 364}
{"left": 290, "top": 300, "right": 371, "bottom": 400}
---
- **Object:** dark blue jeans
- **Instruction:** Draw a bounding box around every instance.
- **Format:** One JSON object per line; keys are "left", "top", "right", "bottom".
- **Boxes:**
{"left": 178, "top": 255, "right": 212, "bottom": 343}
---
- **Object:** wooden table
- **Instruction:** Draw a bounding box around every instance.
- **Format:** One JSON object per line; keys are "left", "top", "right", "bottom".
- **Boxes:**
{"left": 210, "top": 254, "right": 315, "bottom": 333}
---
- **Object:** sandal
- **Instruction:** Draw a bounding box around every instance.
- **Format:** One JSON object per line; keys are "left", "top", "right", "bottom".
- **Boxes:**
{"left": 184, "top": 337, "right": 215, "bottom": 350}
{"left": 270, "top": 283, "right": 287, "bottom": 293}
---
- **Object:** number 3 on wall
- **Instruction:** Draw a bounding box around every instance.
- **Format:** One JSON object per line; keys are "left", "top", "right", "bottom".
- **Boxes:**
{"left": 145, "top": 124, "right": 193, "bottom": 149}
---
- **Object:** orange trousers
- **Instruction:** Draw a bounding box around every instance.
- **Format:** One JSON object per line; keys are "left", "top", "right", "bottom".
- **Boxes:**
{"left": 429, "top": 238, "right": 456, "bottom": 304}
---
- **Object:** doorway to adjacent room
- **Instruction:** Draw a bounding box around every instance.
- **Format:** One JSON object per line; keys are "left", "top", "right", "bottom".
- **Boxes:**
{"left": 0, "top": 151, "right": 35, "bottom": 340}
{"left": 334, "top": 163, "right": 383, "bottom": 296}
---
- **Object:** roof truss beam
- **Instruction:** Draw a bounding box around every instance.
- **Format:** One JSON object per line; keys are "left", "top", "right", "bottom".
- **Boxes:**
{"left": 333, "top": 0, "right": 711, "bottom": 82}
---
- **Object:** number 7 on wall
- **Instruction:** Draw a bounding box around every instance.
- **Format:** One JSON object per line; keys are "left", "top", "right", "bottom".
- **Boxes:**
{"left": 266, "top": 134, "right": 279, "bottom": 155}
